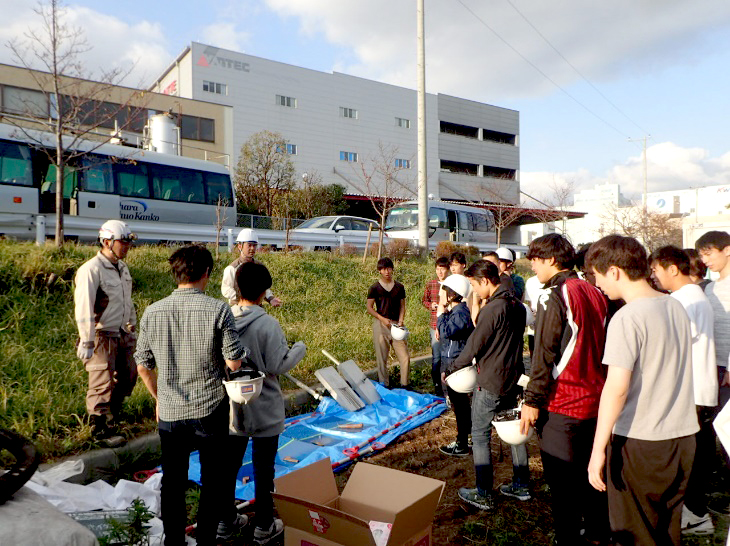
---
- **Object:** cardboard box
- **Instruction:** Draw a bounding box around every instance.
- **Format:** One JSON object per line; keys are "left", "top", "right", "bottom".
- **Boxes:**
{"left": 273, "top": 458, "right": 444, "bottom": 546}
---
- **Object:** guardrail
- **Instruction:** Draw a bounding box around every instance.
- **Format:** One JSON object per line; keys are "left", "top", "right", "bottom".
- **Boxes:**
{"left": 3, "top": 214, "right": 526, "bottom": 256}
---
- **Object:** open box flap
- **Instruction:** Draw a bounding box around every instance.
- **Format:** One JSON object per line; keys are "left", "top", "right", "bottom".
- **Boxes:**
{"left": 274, "top": 457, "right": 339, "bottom": 506}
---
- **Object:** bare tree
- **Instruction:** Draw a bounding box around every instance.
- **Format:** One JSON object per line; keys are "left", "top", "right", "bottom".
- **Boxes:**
{"left": 473, "top": 179, "right": 528, "bottom": 246}
{"left": 599, "top": 202, "right": 682, "bottom": 251}
{"left": 7, "top": 0, "right": 145, "bottom": 246}
{"left": 234, "top": 130, "right": 296, "bottom": 218}
{"left": 350, "top": 143, "right": 415, "bottom": 260}
{"left": 213, "top": 195, "right": 229, "bottom": 259}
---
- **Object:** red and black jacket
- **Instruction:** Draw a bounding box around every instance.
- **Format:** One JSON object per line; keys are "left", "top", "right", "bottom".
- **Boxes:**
{"left": 524, "top": 270, "right": 608, "bottom": 419}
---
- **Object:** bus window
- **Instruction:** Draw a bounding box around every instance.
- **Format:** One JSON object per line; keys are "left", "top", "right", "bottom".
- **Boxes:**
{"left": 428, "top": 207, "right": 448, "bottom": 229}
{"left": 116, "top": 162, "right": 150, "bottom": 198}
{"left": 151, "top": 164, "right": 206, "bottom": 204}
{"left": 472, "top": 213, "right": 489, "bottom": 232}
{"left": 43, "top": 164, "right": 77, "bottom": 198}
{"left": 0, "top": 141, "right": 33, "bottom": 186}
{"left": 457, "top": 211, "right": 474, "bottom": 231}
{"left": 205, "top": 172, "right": 234, "bottom": 205}
{"left": 80, "top": 156, "right": 115, "bottom": 193}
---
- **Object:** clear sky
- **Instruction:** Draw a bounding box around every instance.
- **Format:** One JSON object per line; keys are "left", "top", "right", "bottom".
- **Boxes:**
{"left": 2, "top": 0, "right": 729, "bottom": 204}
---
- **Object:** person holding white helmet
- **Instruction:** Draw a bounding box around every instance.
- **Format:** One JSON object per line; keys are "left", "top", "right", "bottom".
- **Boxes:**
{"left": 436, "top": 273, "right": 474, "bottom": 457}
{"left": 221, "top": 228, "right": 282, "bottom": 307}
{"left": 366, "top": 257, "right": 410, "bottom": 387}
{"left": 73, "top": 219, "right": 138, "bottom": 444}
{"left": 444, "top": 260, "right": 528, "bottom": 511}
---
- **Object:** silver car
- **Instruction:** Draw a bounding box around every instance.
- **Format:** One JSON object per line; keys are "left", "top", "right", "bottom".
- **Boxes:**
{"left": 293, "top": 215, "right": 383, "bottom": 250}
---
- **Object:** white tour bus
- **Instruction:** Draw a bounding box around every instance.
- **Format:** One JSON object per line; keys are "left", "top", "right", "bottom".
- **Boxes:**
{"left": 385, "top": 199, "right": 496, "bottom": 247}
{"left": 0, "top": 122, "right": 236, "bottom": 241}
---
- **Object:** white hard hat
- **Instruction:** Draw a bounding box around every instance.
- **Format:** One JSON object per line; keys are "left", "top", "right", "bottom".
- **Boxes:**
{"left": 223, "top": 369, "right": 265, "bottom": 405}
{"left": 441, "top": 274, "right": 470, "bottom": 299}
{"left": 99, "top": 220, "right": 136, "bottom": 242}
{"left": 390, "top": 324, "right": 409, "bottom": 341}
{"left": 236, "top": 228, "right": 259, "bottom": 244}
{"left": 445, "top": 365, "right": 477, "bottom": 393}
{"left": 496, "top": 247, "right": 514, "bottom": 262}
{"left": 493, "top": 408, "right": 534, "bottom": 445}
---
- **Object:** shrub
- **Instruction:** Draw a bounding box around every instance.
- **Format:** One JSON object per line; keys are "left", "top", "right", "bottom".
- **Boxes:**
{"left": 434, "top": 241, "right": 481, "bottom": 262}
{"left": 387, "top": 239, "right": 411, "bottom": 261}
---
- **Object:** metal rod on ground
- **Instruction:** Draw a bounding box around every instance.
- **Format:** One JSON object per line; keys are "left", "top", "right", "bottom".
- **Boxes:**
{"left": 321, "top": 349, "right": 341, "bottom": 366}
{"left": 283, "top": 372, "right": 323, "bottom": 401}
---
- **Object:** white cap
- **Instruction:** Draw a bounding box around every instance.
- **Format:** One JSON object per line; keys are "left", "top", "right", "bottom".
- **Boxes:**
{"left": 496, "top": 247, "right": 514, "bottom": 262}
{"left": 99, "top": 220, "right": 136, "bottom": 242}
{"left": 236, "top": 228, "right": 259, "bottom": 244}
{"left": 441, "top": 274, "right": 470, "bottom": 299}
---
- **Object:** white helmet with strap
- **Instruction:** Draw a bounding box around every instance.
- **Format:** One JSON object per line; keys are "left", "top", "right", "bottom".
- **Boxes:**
{"left": 236, "top": 228, "right": 259, "bottom": 244}
{"left": 99, "top": 220, "right": 136, "bottom": 243}
{"left": 441, "top": 274, "right": 470, "bottom": 299}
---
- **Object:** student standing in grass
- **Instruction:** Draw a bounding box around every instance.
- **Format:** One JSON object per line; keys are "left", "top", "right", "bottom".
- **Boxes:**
{"left": 135, "top": 245, "right": 246, "bottom": 546}
{"left": 423, "top": 256, "right": 450, "bottom": 397}
{"left": 452, "top": 260, "right": 528, "bottom": 510}
{"left": 221, "top": 228, "right": 282, "bottom": 307}
{"left": 222, "top": 261, "right": 307, "bottom": 544}
{"left": 649, "top": 245, "right": 718, "bottom": 536}
{"left": 366, "top": 257, "right": 410, "bottom": 387}
{"left": 520, "top": 233, "right": 610, "bottom": 546}
{"left": 436, "top": 273, "right": 474, "bottom": 457}
{"left": 587, "top": 235, "right": 698, "bottom": 546}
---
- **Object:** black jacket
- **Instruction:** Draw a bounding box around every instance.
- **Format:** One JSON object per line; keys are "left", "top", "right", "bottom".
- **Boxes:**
{"left": 448, "top": 286, "right": 526, "bottom": 396}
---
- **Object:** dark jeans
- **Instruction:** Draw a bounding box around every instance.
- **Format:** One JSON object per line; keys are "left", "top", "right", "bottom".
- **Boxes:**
{"left": 224, "top": 434, "right": 280, "bottom": 529}
{"left": 608, "top": 435, "right": 694, "bottom": 546}
{"left": 446, "top": 384, "right": 471, "bottom": 448}
{"left": 430, "top": 329, "right": 443, "bottom": 397}
{"left": 471, "top": 389, "right": 528, "bottom": 495}
{"left": 538, "top": 411, "right": 609, "bottom": 545}
{"left": 684, "top": 406, "right": 716, "bottom": 516}
{"left": 158, "top": 398, "right": 229, "bottom": 546}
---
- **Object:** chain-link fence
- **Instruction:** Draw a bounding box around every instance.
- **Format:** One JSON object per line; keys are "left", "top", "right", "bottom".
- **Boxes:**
{"left": 236, "top": 214, "right": 305, "bottom": 231}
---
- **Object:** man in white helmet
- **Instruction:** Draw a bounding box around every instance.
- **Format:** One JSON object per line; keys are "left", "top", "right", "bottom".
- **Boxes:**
{"left": 74, "top": 219, "right": 138, "bottom": 444}
{"left": 221, "top": 228, "right": 282, "bottom": 307}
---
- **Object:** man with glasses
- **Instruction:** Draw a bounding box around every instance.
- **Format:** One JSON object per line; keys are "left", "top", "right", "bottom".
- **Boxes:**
{"left": 74, "top": 220, "right": 138, "bottom": 445}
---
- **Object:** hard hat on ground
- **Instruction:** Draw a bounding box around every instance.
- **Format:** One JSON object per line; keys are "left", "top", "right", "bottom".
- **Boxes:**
{"left": 496, "top": 247, "right": 514, "bottom": 263}
{"left": 223, "top": 368, "right": 265, "bottom": 405}
{"left": 236, "top": 228, "right": 259, "bottom": 244}
{"left": 390, "top": 324, "right": 409, "bottom": 341}
{"left": 99, "top": 220, "right": 136, "bottom": 242}
{"left": 493, "top": 408, "right": 534, "bottom": 445}
{"left": 445, "top": 365, "right": 477, "bottom": 393}
{"left": 441, "top": 274, "right": 470, "bottom": 299}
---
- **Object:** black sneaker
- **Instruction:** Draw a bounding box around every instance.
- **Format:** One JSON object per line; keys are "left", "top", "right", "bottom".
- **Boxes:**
{"left": 253, "top": 518, "right": 284, "bottom": 545}
{"left": 90, "top": 415, "right": 125, "bottom": 448}
{"left": 217, "top": 513, "right": 249, "bottom": 541}
{"left": 439, "top": 441, "right": 470, "bottom": 457}
{"left": 458, "top": 487, "right": 494, "bottom": 510}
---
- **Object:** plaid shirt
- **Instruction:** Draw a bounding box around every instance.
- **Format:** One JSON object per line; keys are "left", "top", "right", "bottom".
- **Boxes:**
{"left": 135, "top": 288, "right": 246, "bottom": 421}
{"left": 422, "top": 278, "right": 441, "bottom": 330}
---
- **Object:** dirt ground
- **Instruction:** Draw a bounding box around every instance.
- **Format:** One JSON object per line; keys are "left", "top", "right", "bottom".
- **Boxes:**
{"left": 334, "top": 410, "right": 730, "bottom": 546}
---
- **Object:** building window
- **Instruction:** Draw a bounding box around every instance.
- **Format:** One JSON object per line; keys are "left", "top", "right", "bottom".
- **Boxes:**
{"left": 180, "top": 115, "right": 215, "bottom": 142}
{"left": 203, "top": 81, "right": 227, "bottom": 95}
{"left": 276, "top": 95, "right": 297, "bottom": 108}
{"left": 286, "top": 144, "right": 297, "bottom": 155}
{"left": 395, "top": 158, "right": 411, "bottom": 169}
{"left": 396, "top": 117, "right": 410, "bottom": 129}
{"left": 339, "top": 107, "right": 358, "bottom": 119}
{"left": 340, "top": 151, "right": 358, "bottom": 162}
{"left": 1, "top": 85, "right": 49, "bottom": 117}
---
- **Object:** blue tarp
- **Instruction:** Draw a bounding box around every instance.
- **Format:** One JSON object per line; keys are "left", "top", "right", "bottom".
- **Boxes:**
{"left": 188, "top": 383, "right": 446, "bottom": 501}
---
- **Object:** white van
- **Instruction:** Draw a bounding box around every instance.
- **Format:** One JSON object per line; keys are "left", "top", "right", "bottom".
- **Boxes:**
{"left": 384, "top": 200, "right": 496, "bottom": 248}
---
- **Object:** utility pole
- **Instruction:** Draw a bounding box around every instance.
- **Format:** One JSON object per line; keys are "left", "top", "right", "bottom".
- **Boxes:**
{"left": 628, "top": 135, "right": 651, "bottom": 245}
{"left": 416, "top": 0, "right": 429, "bottom": 252}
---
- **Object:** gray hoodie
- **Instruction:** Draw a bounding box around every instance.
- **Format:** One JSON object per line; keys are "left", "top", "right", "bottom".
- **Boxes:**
{"left": 229, "top": 304, "right": 306, "bottom": 437}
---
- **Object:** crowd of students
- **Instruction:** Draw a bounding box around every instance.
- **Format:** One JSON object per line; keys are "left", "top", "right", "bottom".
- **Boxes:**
{"left": 410, "top": 232, "right": 730, "bottom": 546}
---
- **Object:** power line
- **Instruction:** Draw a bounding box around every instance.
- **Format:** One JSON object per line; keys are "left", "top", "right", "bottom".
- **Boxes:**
{"left": 454, "top": 0, "right": 633, "bottom": 140}
{"left": 503, "top": 0, "right": 651, "bottom": 136}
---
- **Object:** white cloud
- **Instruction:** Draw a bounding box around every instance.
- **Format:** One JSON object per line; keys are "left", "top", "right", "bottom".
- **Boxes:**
{"left": 199, "top": 22, "right": 250, "bottom": 53}
{"left": 0, "top": 2, "right": 171, "bottom": 87}
{"left": 264, "top": 0, "right": 730, "bottom": 102}
{"left": 522, "top": 142, "right": 730, "bottom": 206}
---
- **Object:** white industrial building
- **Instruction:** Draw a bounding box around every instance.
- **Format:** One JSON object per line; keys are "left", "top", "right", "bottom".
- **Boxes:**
{"left": 149, "top": 42, "right": 521, "bottom": 210}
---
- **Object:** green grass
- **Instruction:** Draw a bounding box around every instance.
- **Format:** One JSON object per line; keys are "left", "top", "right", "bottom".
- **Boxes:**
{"left": 0, "top": 241, "right": 442, "bottom": 460}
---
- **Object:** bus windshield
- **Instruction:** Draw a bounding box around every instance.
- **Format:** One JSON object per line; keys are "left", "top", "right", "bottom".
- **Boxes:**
{"left": 385, "top": 205, "right": 418, "bottom": 230}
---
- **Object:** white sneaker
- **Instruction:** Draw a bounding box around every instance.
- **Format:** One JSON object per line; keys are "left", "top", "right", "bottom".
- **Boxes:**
{"left": 681, "top": 505, "right": 714, "bottom": 535}
{"left": 253, "top": 518, "right": 284, "bottom": 544}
